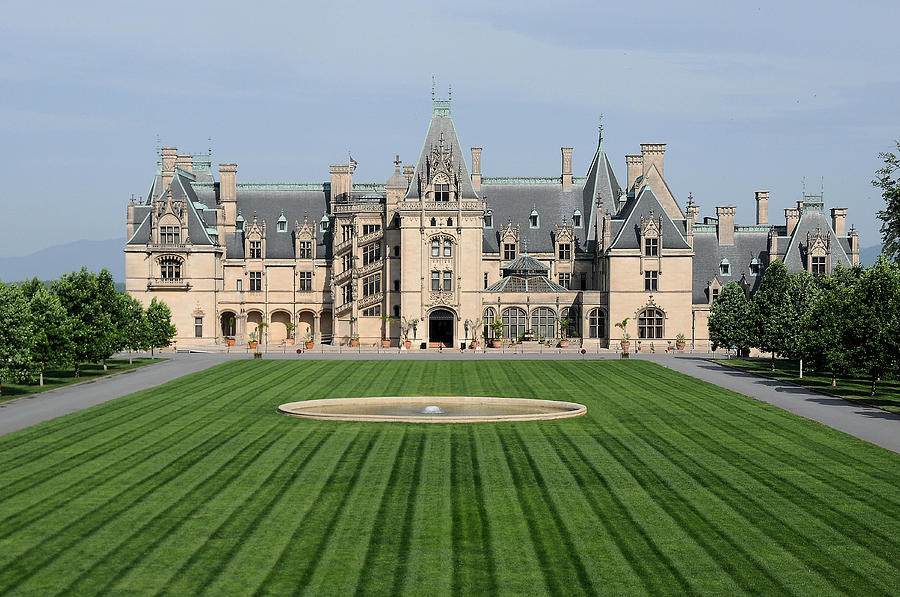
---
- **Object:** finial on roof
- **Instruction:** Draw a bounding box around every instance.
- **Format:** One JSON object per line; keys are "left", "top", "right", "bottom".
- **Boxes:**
{"left": 687, "top": 191, "right": 694, "bottom": 206}
{"left": 522, "top": 238, "right": 528, "bottom": 254}
{"left": 394, "top": 154, "right": 401, "bottom": 168}
{"left": 155, "top": 134, "right": 160, "bottom": 156}
{"left": 129, "top": 193, "right": 135, "bottom": 205}
{"left": 448, "top": 84, "right": 452, "bottom": 101}
{"left": 598, "top": 113, "right": 604, "bottom": 144}
{"left": 432, "top": 75, "right": 435, "bottom": 101}
{"left": 208, "top": 136, "right": 212, "bottom": 156}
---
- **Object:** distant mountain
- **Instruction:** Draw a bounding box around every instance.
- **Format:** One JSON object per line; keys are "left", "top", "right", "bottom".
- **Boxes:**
{"left": 860, "top": 244, "right": 884, "bottom": 267}
{"left": 0, "top": 238, "right": 125, "bottom": 283}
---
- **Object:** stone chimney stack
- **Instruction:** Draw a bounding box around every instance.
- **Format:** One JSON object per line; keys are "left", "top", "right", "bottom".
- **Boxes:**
{"left": 685, "top": 194, "right": 699, "bottom": 247}
{"left": 175, "top": 154, "right": 193, "bottom": 173}
{"left": 716, "top": 206, "right": 736, "bottom": 245}
{"left": 471, "top": 147, "right": 482, "bottom": 192}
{"left": 330, "top": 164, "right": 352, "bottom": 201}
{"left": 126, "top": 196, "right": 136, "bottom": 239}
{"left": 561, "top": 147, "right": 573, "bottom": 191}
{"left": 626, "top": 155, "right": 642, "bottom": 191}
{"left": 831, "top": 207, "right": 847, "bottom": 236}
{"left": 219, "top": 163, "right": 237, "bottom": 227}
{"left": 768, "top": 229, "right": 779, "bottom": 264}
{"left": 755, "top": 191, "right": 769, "bottom": 225}
{"left": 785, "top": 206, "right": 800, "bottom": 235}
{"left": 403, "top": 165, "right": 414, "bottom": 188}
{"left": 161, "top": 147, "right": 177, "bottom": 190}
{"left": 640, "top": 143, "right": 666, "bottom": 177}
{"left": 849, "top": 225, "right": 859, "bottom": 265}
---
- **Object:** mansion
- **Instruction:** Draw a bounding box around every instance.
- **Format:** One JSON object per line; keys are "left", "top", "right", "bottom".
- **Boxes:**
{"left": 124, "top": 97, "right": 860, "bottom": 349}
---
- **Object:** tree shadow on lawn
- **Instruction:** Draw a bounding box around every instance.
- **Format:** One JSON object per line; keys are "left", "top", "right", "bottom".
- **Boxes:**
{"left": 1, "top": 360, "right": 156, "bottom": 399}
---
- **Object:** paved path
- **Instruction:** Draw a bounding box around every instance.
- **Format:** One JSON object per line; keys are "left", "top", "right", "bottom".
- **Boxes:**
{"left": 2, "top": 352, "right": 897, "bottom": 455}
{"left": 0, "top": 354, "right": 240, "bottom": 437}
{"left": 647, "top": 355, "right": 900, "bottom": 454}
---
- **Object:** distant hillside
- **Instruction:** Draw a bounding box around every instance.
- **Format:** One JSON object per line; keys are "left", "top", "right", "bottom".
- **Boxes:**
{"left": 860, "top": 244, "right": 884, "bottom": 266}
{"left": 0, "top": 238, "right": 125, "bottom": 283}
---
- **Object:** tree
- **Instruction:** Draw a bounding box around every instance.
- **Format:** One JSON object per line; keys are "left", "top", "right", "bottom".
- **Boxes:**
{"left": 119, "top": 294, "right": 148, "bottom": 364}
{"left": 873, "top": 141, "right": 900, "bottom": 261}
{"left": 96, "top": 269, "right": 127, "bottom": 370}
{"left": 53, "top": 268, "right": 115, "bottom": 376}
{"left": 27, "top": 283, "right": 75, "bottom": 385}
{"left": 144, "top": 298, "right": 176, "bottom": 356}
{"left": 0, "top": 282, "right": 38, "bottom": 396}
{"left": 803, "top": 265, "right": 858, "bottom": 386}
{"left": 708, "top": 281, "right": 750, "bottom": 353}
{"left": 845, "top": 256, "right": 900, "bottom": 395}
{"left": 747, "top": 260, "right": 792, "bottom": 370}
{"left": 779, "top": 272, "right": 822, "bottom": 378}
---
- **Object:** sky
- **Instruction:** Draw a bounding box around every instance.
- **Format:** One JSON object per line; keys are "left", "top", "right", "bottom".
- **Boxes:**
{"left": 1, "top": 0, "right": 898, "bottom": 255}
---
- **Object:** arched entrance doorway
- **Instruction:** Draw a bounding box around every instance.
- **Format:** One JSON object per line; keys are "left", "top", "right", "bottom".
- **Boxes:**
{"left": 220, "top": 312, "right": 236, "bottom": 338}
{"left": 429, "top": 309, "right": 454, "bottom": 348}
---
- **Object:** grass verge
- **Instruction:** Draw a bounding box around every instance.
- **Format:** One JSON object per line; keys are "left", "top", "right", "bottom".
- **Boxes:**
{"left": 0, "top": 358, "right": 165, "bottom": 402}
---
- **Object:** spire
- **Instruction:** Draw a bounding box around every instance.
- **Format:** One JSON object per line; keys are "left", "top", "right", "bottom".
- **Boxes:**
{"left": 431, "top": 77, "right": 451, "bottom": 117}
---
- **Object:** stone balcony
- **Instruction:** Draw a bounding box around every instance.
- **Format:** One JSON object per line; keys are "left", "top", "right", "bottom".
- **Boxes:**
{"left": 147, "top": 278, "right": 191, "bottom": 290}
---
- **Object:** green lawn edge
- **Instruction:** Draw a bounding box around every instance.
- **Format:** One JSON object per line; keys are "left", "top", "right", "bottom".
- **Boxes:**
{"left": 0, "top": 358, "right": 167, "bottom": 402}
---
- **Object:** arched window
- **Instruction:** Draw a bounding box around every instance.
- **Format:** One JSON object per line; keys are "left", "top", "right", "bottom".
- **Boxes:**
{"left": 561, "top": 307, "right": 579, "bottom": 337}
{"left": 431, "top": 239, "right": 440, "bottom": 257}
{"left": 447, "top": 217, "right": 453, "bottom": 226}
{"left": 502, "top": 307, "right": 527, "bottom": 341}
{"left": 531, "top": 307, "right": 556, "bottom": 339}
{"left": 483, "top": 307, "right": 496, "bottom": 339}
{"left": 638, "top": 308, "right": 665, "bottom": 339}
{"left": 588, "top": 308, "right": 605, "bottom": 338}
{"left": 430, "top": 217, "right": 437, "bottom": 226}
{"left": 573, "top": 209, "right": 582, "bottom": 228}
{"left": 443, "top": 239, "right": 452, "bottom": 257}
{"left": 159, "top": 256, "right": 182, "bottom": 280}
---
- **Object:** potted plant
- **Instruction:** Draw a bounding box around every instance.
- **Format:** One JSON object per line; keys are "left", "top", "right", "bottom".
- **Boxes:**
{"left": 248, "top": 330, "right": 259, "bottom": 350}
{"left": 466, "top": 318, "right": 483, "bottom": 349}
{"left": 490, "top": 318, "right": 504, "bottom": 348}
{"left": 675, "top": 332, "right": 686, "bottom": 351}
{"left": 400, "top": 316, "right": 419, "bottom": 350}
{"left": 557, "top": 316, "right": 571, "bottom": 348}
{"left": 615, "top": 317, "right": 631, "bottom": 356}
{"left": 256, "top": 322, "right": 269, "bottom": 345}
{"left": 304, "top": 331, "right": 314, "bottom": 350}
{"left": 226, "top": 337, "right": 235, "bottom": 347}
{"left": 284, "top": 321, "right": 296, "bottom": 345}
{"left": 348, "top": 316, "right": 359, "bottom": 347}
{"left": 380, "top": 315, "right": 395, "bottom": 348}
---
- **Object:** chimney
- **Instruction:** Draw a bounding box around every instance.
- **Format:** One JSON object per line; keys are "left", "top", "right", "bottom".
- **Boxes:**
{"left": 161, "top": 147, "right": 177, "bottom": 190}
{"left": 849, "top": 225, "right": 859, "bottom": 266}
{"left": 716, "top": 206, "right": 736, "bottom": 245}
{"left": 218, "top": 163, "right": 237, "bottom": 227}
{"left": 626, "top": 155, "right": 642, "bottom": 191}
{"left": 768, "top": 229, "right": 779, "bottom": 264}
{"left": 755, "top": 191, "right": 769, "bottom": 225}
{"left": 640, "top": 143, "right": 666, "bottom": 177}
{"left": 175, "top": 154, "right": 193, "bottom": 173}
{"left": 685, "top": 195, "right": 699, "bottom": 247}
{"left": 126, "top": 196, "right": 136, "bottom": 239}
{"left": 471, "top": 147, "right": 482, "bottom": 192}
{"left": 561, "top": 147, "right": 573, "bottom": 191}
{"left": 831, "top": 207, "right": 847, "bottom": 236}
{"left": 403, "top": 165, "right": 414, "bottom": 188}
{"left": 330, "top": 164, "right": 351, "bottom": 200}
{"left": 785, "top": 207, "right": 800, "bottom": 235}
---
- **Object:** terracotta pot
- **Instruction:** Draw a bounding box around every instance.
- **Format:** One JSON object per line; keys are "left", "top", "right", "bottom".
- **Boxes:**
{"left": 469, "top": 340, "right": 479, "bottom": 349}
{"left": 350, "top": 339, "right": 360, "bottom": 347}
{"left": 404, "top": 340, "right": 412, "bottom": 350}
{"left": 559, "top": 340, "right": 570, "bottom": 348}
{"left": 249, "top": 341, "right": 258, "bottom": 350}
{"left": 676, "top": 340, "right": 686, "bottom": 351}
{"left": 381, "top": 339, "right": 392, "bottom": 348}
{"left": 226, "top": 338, "right": 235, "bottom": 347}
{"left": 287, "top": 339, "right": 295, "bottom": 345}
{"left": 491, "top": 340, "right": 502, "bottom": 348}
{"left": 620, "top": 340, "right": 630, "bottom": 352}
{"left": 305, "top": 341, "right": 314, "bottom": 349}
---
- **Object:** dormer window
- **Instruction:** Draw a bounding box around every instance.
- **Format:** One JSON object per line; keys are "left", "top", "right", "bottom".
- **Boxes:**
{"left": 277, "top": 211, "right": 287, "bottom": 232}
{"left": 812, "top": 256, "right": 826, "bottom": 275}
{"left": 236, "top": 214, "right": 245, "bottom": 231}
{"left": 319, "top": 214, "right": 329, "bottom": 232}
{"left": 483, "top": 211, "right": 493, "bottom": 228}
{"left": 434, "top": 183, "right": 450, "bottom": 201}
{"left": 249, "top": 241, "right": 262, "bottom": 259}
{"left": 573, "top": 210, "right": 582, "bottom": 228}
{"left": 719, "top": 258, "right": 731, "bottom": 276}
{"left": 749, "top": 258, "right": 760, "bottom": 276}
{"left": 529, "top": 209, "right": 539, "bottom": 229}
{"left": 160, "top": 226, "right": 180, "bottom": 245}
{"left": 644, "top": 237, "right": 658, "bottom": 256}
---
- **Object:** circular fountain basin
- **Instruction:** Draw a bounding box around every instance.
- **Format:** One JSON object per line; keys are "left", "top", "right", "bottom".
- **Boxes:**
{"left": 277, "top": 396, "right": 586, "bottom": 423}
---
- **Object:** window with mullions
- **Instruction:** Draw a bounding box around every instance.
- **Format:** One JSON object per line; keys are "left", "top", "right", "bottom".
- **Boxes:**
{"left": 431, "top": 271, "right": 440, "bottom": 291}
{"left": 277, "top": 220, "right": 286, "bottom": 232}
{"left": 363, "top": 273, "right": 381, "bottom": 296}
{"left": 638, "top": 308, "right": 664, "bottom": 339}
{"left": 559, "top": 272, "right": 571, "bottom": 289}
{"left": 719, "top": 259, "right": 731, "bottom": 276}
{"left": 298, "top": 271, "right": 312, "bottom": 291}
{"left": 431, "top": 239, "right": 440, "bottom": 257}
{"left": 250, "top": 271, "right": 262, "bottom": 291}
{"left": 531, "top": 307, "right": 556, "bottom": 339}
{"left": 363, "top": 242, "right": 381, "bottom": 266}
{"left": 483, "top": 307, "right": 496, "bottom": 339}
{"left": 160, "top": 256, "right": 181, "bottom": 280}
{"left": 443, "top": 271, "right": 452, "bottom": 291}
{"left": 644, "top": 270, "right": 658, "bottom": 292}
{"left": 160, "top": 226, "right": 180, "bottom": 245}
{"left": 249, "top": 241, "right": 262, "bottom": 259}
{"left": 342, "top": 225, "right": 353, "bottom": 242}
{"left": 434, "top": 183, "right": 450, "bottom": 201}
{"left": 298, "top": 241, "right": 312, "bottom": 259}
{"left": 443, "top": 239, "right": 452, "bottom": 257}
{"left": 558, "top": 243, "right": 571, "bottom": 260}
{"left": 502, "top": 307, "right": 527, "bottom": 340}
{"left": 561, "top": 307, "right": 579, "bottom": 337}
{"left": 644, "top": 237, "right": 658, "bottom": 257}
{"left": 362, "top": 305, "right": 381, "bottom": 317}
{"left": 194, "top": 317, "right": 203, "bottom": 338}
{"left": 362, "top": 224, "right": 381, "bottom": 235}
{"left": 588, "top": 308, "right": 606, "bottom": 338}
{"left": 503, "top": 243, "right": 516, "bottom": 260}
{"left": 812, "top": 256, "right": 826, "bottom": 275}
{"left": 342, "top": 283, "right": 353, "bottom": 304}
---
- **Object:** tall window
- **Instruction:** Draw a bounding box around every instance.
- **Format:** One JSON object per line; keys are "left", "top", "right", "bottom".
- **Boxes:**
{"left": 342, "top": 254, "right": 352, "bottom": 272}
{"left": 363, "top": 273, "right": 381, "bottom": 296}
{"left": 644, "top": 237, "right": 658, "bottom": 257}
{"left": 362, "top": 305, "right": 381, "bottom": 317}
{"left": 434, "top": 183, "right": 450, "bottom": 201}
{"left": 443, "top": 271, "right": 452, "bottom": 291}
{"left": 443, "top": 239, "right": 452, "bottom": 257}
{"left": 160, "top": 226, "right": 180, "bottom": 245}
{"left": 236, "top": 279, "right": 242, "bottom": 292}
{"left": 362, "top": 224, "right": 381, "bottom": 235}
{"left": 483, "top": 307, "right": 496, "bottom": 339}
{"left": 644, "top": 270, "right": 658, "bottom": 292}
{"left": 588, "top": 308, "right": 605, "bottom": 338}
{"left": 393, "top": 279, "right": 400, "bottom": 291}
{"left": 342, "top": 224, "right": 353, "bottom": 242}
{"left": 363, "top": 242, "right": 381, "bottom": 266}
{"left": 502, "top": 307, "right": 527, "bottom": 341}
{"left": 812, "top": 256, "right": 826, "bottom": 275}
{"left": 298, "top": 241, "right": 312, "bottom": 259}
{"left": 504, "top": 243, "right": 516, "bottom": 260}
{"left": 298, "top": 271, "right": 312, "bottom": 291}
{"left": 559, "top": 272, "right": 571, "bottom": 289}
{"left": 250, "top": 271, "right": 262, "bottom": 291}
{"left": 342, "top": 283, "right": 353, "bottom": 304}
{"left": 531, "top": 307, "right": 556, "bottom": 339}
{"left": 393, "top": 305, "right": 400, "bottom": 317}
{"left": 194, "top": 317, "right": 203, "bottom": 338}
{"left": 561, "top": 307, "right": 578, "bottom": 337}
{"left": 431, "top": 239, "right": 440, "bottom": 257}
{"left": 249, "top": 241, "right": 262, "bottom": 259}
{"left": 160, "top": 256, "right": 181, "bottom": 280}
{"left": 484, "top": 272, "right": 488, "bottom": 289}
{"left": 750, "top": 258, "right": 760, "bottom": 276}
{"left": 638, "top": 308, "right": 664, "bottom": 339}
{"left": 431, "top": 271, "right": 440, "bottom": 291}
{"left": 558, "top": 243, "right": 571, "bottom": 260}
{"left": 712, "top": 287, "right": 720, "bottom": 302}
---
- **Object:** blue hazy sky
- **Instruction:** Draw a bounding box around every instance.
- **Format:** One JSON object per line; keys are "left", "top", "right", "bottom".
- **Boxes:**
{"left": 1, "top": 0, "right": 898, "bottom": 255}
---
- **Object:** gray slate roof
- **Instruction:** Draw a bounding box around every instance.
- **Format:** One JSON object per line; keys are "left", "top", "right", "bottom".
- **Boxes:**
{"left": 485, "top": 275, "right": 568, "bottom": 293}
{"left": 609, "top": 186, "right": 691, "bottom": 251}
{"left": 691, "top": 230, "right": 768, "bottom": 304}
{"left": 405, "top": 105, "right": 478, "bottom": 200}
{"left": 782, "top": 208, "right": 852, "bottom": 272}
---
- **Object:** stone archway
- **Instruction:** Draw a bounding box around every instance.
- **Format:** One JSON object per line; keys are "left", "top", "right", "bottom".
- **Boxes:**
{"left": 220, "top": 311, "right": 237, "bottom": 338}
{"left": 297, "top": 311, "right": 316, "bottom": 343}
{"left": 428, "top": 308, "right": 455, "bottom": 348}
{"left": 320, "top": 310, "right": 333, "bottom": 343}
{"left": 270, "top": 311, "right": 292, "bottom": 344}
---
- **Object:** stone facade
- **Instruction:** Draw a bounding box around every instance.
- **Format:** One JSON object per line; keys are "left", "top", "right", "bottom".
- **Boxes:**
{"left": 125, "top": 97, "right": 860, "bottom": 349}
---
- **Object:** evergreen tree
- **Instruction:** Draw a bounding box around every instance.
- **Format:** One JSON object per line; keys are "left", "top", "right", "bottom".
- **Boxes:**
{"left": 747, "top": 260, "right": 792, "bottom": 370}
{"left": 708, "top": 281, "right": 750, "bottom": 352}
{"left": 144, "top": 298, "right": 176, "bottom": 357}
{"left": 0, "top": 282, "right": 38, "bottom": 396}
{"left": 873, "top": 141, "right": 900, "bottom": 261}
{"left": 27, "top": 283, "right": 75, "bottom": 385}
{"left": 52, "top": 268, "right": 115, "bottom": 376}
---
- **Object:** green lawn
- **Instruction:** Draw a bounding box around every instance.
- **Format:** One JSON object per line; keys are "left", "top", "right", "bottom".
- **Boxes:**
{"left": 0, "top": 358, "right": 165, "bottom": 402}
{"left": 0, "top": 360, "right": 898, "bottom": 596}
{"left": 719, "top": 358, "right": 900, "bottom": 413}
